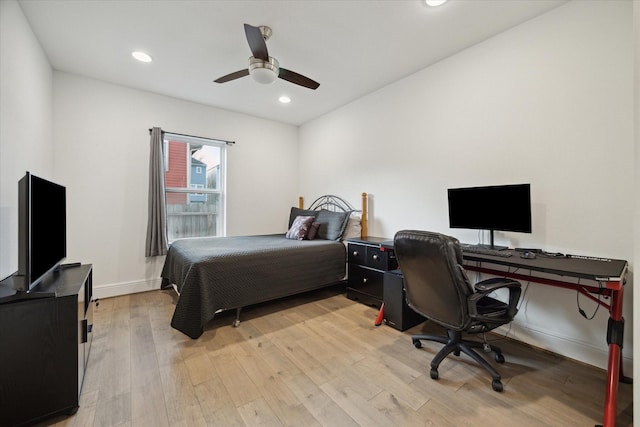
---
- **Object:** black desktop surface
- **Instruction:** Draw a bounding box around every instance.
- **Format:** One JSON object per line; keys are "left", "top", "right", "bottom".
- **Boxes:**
{"left": 372, "top": 238, "right": 626, "bottom": 281}
{"left": 461, "top": 249, "right": 627, "bottom": 282}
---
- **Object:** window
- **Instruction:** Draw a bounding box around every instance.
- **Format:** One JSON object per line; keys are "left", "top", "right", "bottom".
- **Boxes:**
{"left": 164, "top": 133, "right": 226, "bottom": 241}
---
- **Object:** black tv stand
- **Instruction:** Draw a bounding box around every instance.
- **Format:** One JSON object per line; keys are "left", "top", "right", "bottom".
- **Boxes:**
{"left": 0, "top": 289, "right": 56, "bottom": 304}
{"left": 0, "top": 264, "right": 93, "bottom": 426}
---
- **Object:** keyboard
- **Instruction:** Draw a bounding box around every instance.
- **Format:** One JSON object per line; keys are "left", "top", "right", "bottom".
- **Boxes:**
{"left": 461, "top": 245, "right": 513, "bottom": 258}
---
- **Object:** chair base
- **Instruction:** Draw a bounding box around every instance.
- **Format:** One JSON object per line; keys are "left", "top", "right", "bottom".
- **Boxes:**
{"left": 412, "top": 329, "right": 506, "bottom": 392}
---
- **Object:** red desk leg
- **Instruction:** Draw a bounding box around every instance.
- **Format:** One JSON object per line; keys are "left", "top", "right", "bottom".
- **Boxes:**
{"left": 602, "top": 283, "right": 624, "bottom": 427}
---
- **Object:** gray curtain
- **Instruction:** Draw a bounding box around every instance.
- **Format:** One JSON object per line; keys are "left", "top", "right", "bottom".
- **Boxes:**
{"left": 145, "top": 127, "right": 168, "bottom": 256}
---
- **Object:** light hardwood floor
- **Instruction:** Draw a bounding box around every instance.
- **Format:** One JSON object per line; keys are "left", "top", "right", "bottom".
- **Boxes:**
{"left": 42, "top": 286, "right": 632, "bottom": 426}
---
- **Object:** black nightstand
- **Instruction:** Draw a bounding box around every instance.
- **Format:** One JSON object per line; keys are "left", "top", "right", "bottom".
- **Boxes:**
{"left": 345, "top": 236, "right": 397, "bottom": 307}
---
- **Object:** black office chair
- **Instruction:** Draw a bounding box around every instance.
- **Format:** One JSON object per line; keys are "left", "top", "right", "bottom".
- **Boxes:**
{"left": 394, "top": 230, "right": 522, "bottom": 392}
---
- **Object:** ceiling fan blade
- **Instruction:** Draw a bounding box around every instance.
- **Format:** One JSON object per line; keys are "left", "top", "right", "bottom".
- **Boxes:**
{"left": 244, "top": 24, "right": 269, "bottom": 61}
{"left": 278, "top": 68, "right": 320, "bottom": 90}
{"left": 214, "top": 69, "right": 249, "bottom": 83}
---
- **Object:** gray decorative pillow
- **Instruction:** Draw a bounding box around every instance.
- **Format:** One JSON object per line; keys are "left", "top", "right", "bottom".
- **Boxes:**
{"left": 288, "top": 207, "right": 319, "bottom": 229}
{"left": 315, "top": 209, "right": 350, "bottom": 240}
{"left": 285, "top": 215, "right": 315, "bottom": 240}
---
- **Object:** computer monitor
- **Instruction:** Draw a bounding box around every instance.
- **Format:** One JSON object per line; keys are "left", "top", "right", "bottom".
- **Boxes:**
{"left": 447, "top": 183, "right": 532, "bottom": 249}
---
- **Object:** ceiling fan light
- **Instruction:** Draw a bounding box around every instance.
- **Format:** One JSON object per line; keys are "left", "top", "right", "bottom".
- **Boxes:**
{"left": 251, "top": 68, "right": 278, "bottom": 84}
{"left": 249, "top": 56, "right": 279, "bottom": 84}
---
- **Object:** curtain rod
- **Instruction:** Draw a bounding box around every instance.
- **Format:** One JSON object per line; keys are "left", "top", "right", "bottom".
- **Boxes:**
{"left": 148, "top": 128, "right": 235, "bottom": 145}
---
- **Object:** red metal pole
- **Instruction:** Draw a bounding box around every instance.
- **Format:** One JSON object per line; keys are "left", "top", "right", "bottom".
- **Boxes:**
{"left": 374, "top": 303, "right": 385, "bottom": 326}
{"left": 602, "top": 283, "right": 623, "bottom": 427}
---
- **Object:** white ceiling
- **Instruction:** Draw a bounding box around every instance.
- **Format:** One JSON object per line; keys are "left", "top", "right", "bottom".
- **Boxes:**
{"left": 18, "top": 0, "right": 567, "bottom": 126}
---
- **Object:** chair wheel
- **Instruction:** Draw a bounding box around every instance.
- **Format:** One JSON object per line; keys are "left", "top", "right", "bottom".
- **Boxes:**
{"left": 494, "top": 353, "right": 505, "bottom": 364}
{"left": 491, "top": 379, "right": 504, "bottom": 392}
{"left": 430, "top": 368, "right": 439, "bottom": 380}
{"left": 413, "top": 339, "right": 422, "bottom": 349}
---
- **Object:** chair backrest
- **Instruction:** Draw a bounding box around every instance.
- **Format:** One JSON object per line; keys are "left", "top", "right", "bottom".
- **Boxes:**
{"left": 394, "top": 230, "right": 472, "bottom": 331}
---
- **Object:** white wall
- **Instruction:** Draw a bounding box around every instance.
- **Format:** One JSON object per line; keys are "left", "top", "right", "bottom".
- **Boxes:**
{"left": 53, "top": 72, "right": 299, "bottom": 298}
{"left": 299, "top": 0, "right": 634, "bottom": 372}
{"left": 0, "top": 0, "right": 54, "bottom": 280}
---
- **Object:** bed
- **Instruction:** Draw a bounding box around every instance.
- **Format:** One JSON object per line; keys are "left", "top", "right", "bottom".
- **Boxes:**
{"left": 160, "top": 193, "right": 368, "bottom": 338}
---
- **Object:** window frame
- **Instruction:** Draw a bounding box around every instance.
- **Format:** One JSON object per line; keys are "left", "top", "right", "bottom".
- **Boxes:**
{"left": 163, "top": 132, "right": 227, "bottom": 241}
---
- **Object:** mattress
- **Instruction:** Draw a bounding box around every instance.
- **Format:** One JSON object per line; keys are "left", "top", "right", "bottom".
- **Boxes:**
{"left": 161, "top": 234, "right": 346, "bottom": 338}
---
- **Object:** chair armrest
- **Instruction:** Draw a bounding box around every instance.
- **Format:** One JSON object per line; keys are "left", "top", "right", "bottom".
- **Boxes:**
{"left": 470, "top": 277, "right": 522, "bottom": 319}
{"left": 474, "top": 277, "right": 521, "bottom": 294}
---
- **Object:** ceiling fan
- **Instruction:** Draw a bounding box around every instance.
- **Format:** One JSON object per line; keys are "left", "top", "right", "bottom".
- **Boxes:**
{"left": 214, "top": 24, "right": 320, "bottom": 90}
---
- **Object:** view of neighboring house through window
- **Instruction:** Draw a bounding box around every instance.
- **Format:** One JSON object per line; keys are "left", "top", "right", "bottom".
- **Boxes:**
{"left": 164, "top": 133, "right": 226, "bottom": 241}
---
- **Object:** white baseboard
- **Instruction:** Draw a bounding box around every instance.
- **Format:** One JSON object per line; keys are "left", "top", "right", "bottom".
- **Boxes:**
{"left": 93, "top": 278, "right": 162, "bottom": 299}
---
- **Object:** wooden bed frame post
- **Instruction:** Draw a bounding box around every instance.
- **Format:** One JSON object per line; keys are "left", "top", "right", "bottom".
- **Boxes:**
{"left": 299, "top": 196, "right": 304, "bottom": 209}
{"left": 361, "top": 192, "right": 368, "bottom": 238}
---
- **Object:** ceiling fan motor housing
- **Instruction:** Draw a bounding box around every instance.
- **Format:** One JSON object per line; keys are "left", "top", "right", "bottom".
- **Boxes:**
{"left": 249, "top": 56, "right": 279, "bottom": 84}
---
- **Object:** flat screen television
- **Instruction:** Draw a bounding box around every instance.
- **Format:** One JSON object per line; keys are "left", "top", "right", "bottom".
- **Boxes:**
{"left": 447, "top": 183, "right": 531, "bottom": 249}
{"left": 15, "top": 172, "right": 67, "bottom": 292}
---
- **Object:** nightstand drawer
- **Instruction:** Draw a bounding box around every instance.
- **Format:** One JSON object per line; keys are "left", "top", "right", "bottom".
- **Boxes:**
{"left": 347, "top": 243, "right": 397, "bottom": 271}
{"left": 348, "top": 265, "right": 383, "bottom": 300}
{"left": 366, "top": 246, "right": 397, "bottom": 271}
{"left": 347, "top": 243, "right": 366, "bottom": 265}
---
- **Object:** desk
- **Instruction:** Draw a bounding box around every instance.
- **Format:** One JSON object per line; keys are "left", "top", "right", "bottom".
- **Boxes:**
{"left": 461, "top": 249, "right": 628, "bottom": 427}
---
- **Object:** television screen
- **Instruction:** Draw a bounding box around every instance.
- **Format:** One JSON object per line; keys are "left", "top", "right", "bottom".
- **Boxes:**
{"left": 17, "top": 172, "right": 66, "bottom": 292}
{"left": 447, "top": 184, "right": 532, "bottom": 233}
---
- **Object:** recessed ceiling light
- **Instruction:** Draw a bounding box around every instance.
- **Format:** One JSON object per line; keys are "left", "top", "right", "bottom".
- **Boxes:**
{"left": 132, "top": 51, "right": 152, "bottom": 63}
{"left": 425, "top": 0, "right": 448, "bottom": 6}
{"left": 279, "top": 95, "right": 291, "bottom": 104}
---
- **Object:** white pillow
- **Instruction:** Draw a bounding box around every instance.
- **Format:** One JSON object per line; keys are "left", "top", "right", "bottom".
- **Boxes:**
{"left": 342, "top": 212, "right": 362, "bottom": 239}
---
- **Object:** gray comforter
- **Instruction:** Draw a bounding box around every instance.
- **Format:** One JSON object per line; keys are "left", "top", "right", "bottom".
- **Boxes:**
{"left": 161, "top": 234, "right": 346, "bottom": 338}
